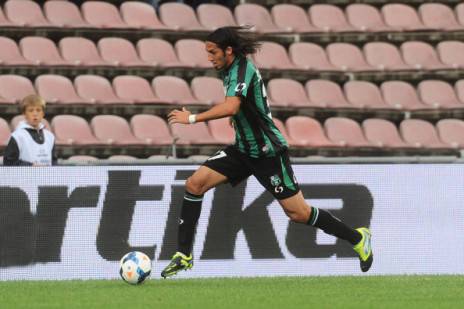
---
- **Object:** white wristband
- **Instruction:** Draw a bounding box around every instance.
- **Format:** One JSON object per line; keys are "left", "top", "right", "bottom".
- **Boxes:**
{"left": 188, "top": 114, "right": 197, "bottom": 124}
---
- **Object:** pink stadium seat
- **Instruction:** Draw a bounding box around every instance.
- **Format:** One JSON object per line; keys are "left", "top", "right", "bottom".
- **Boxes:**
{"left": 325, "top": 117, "right": 374, "bottom": 147}
{"left": 59, "top": 37, "right": 112, "bottom": 66}
{"left": 107, "top": 155, "right": 138, "bottom": 161}
{"left": 175, "top": 39, "right": 211, "bottom": 68}
{"left": 419, "top": 3, "right": 464, "bottom": 31}
{"left": 112, "top": 75, "right": 164, "bottom": 104}
{"left": 120, "top": 1, "right": 170, "bottom": 30}
{"left": 136, "top": 38, "right": 184, "bottom": 67}
{"left": 170, "top": 123, "right": 217, "bottom": 145}
{"left": 381, "top": 4, "right": 431, "bottom": 31}
{"left": 436, "top": 119, "right": 464, "bottom": 148}
{"left": 0, "top": 7, "right": 13, "bottom": 27}
{"left": 152, "top": 76, "right": 204, "bottom": 105}
{"left": 0, "top": 118, "right": 11, "bottom": 146}
{"left": 191, "top": 77, "right": 224, "bottom": 105}
{"left": 67, "top": 155, "right": 99, "bottom": 162}
{"left": 159, "top": 3, "right": 205, "bottom": 31}
{"left": 267, "top": 79, "right": 311, "bottom": 107}
{"left": 44, "top": 1, "right": 92, "bottom": 28}
{"left": 74, "top": 75, "right": 127, "bottom": 104}
{"left": 197, "top": 4, "right": 237, "bottom": 30}
{"left": 437, "top": 41, "right": 464, "bottom": 69}
{"left": 51, "top": 115, "right": 102, "bottom": 145}
{"left": 130, "top": 114, "right": 173, "bottom": 145}
{"left": 234, "top": 3, "right": 285, "bottom": 33}
{"left": 91, "top": 115, "right": 145, "bottom": 145}
{"left": 309, "top": 4, "right": 357, "bottom": 32}
{"left": 344, "top": 81, "right": 392, "bottom": 109}
{"left": 305, "top": 80, "right": 353, "bottom": 108}
{"left": 457, "top": 3, "right": 464, "bottom": 27}
{"left": 81, "top": 1, "right": 129, "bottom": 28}
{"left": 363, "top": 42, "right": 412, "bottom": 71}
{"left": 4, "top": 0, "right": 54, "bottom": 27}
{"left": 327, "top": 43, "right": 375, "bottom": 72}
{"left": 0, "top": 75, "right": 36, "bottom": 104}
{"left": 401, "top": 41, "right": 451, "bottom": 70}
{"left": 19, "top": 36, "right": 70, "bottom": 66}
{"left": 381, "top": 81, "right": 429, "bottom": 110}
{"left": 286, "top": 116, "right": 336, "bottom": 147}
{"left": 345, "top": 4, "right": 392, "bottom": 32}
{"left": 208, "top": 117, "right": 235, "bottom": 144}
{"left": 98, "top": 37, "right": 146, "bottom": 67}
{"left": 454, "top": 80, "right": 464, "bottom": 103}
{"left": 0, "top": 37, "right": 33, "bottom": 65}
{"left": 362, "top": 118, "right": 409, "bottom": 148}
{"left": 271, "top": 4, "right": 319, "bottom": 33}
{"left": 400, "top": 119, "right": 449, "bottom": 148}
{"left": 289, "top": 42, "right": 339, "bottom": 71}
{"left": 272, "top": 118, "right": 293, "bottom": 145}
{"left": 35, "top": 74, "right": 92, "bottom": 105}
{"left": 11, "top": 115, "right": 50, "bottom": 130}
{"left": 253, "top": 41, "right": 296, "bottom": 70}
{"left": 418, "top": 80, "right": 463, "bottom": 109}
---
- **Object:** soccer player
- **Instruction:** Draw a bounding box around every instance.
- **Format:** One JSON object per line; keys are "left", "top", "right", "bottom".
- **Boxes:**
{"left": 162, "top": 26, "right": 372, "bottom": 278}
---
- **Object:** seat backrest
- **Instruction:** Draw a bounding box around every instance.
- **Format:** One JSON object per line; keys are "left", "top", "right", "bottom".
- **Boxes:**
{"left": 286, "top": 116, "right": 334, "bottom": 146}
{"left": 10, "top": 115, "right": 50, "bottom": 131}
{"left": 81, "top": 1, "right": 127, "bottom": 28}
{"left": 191, "top": 76, "right": 224, "bottom": 104}
{"left": 197, "top": 4, "right": 236, "bottom": 30}
{"left": 59, "top": 37, "right": 103, "bottom": 65}
{"left": 35, "top": 74, "right": 82, "bottom": 103}
{"left": 325, "top": 117, "right": 370, "bottom": 146}
{"left": 381, "top": 81, "right": 425, "bottom": 109}
{"left": 113, "top": 75, "right": 157, "bottom": 102}
{"left": 0, "top": 75, "right": 36, "bottom": 102}
{"left": 67, "top": 155, "right": 99, "bottom": 162}
{"left": 152, "top": 76, "right": 197, "bottom": 103}
{"left": 289, "top": 42, "right": 334, "bottom": 70}
{"left": 51, "top": 114, "right": 99, "bottom": 144}
{"left": 382, "top": 3, "right": 424, "bottom": 29}
{"left": 137, "top": 38, "right": 179, "bottom": 66}
{"left": 19, "top": 36, "right": 64, "bottom": 64}
{"left": 271, "top": 4, "right": 314, "bottom": 32}
{"left": 362, "top": 118, "right": 407, "bottom": 147}
{"left": 0, "top": 118, "right": 11, "bottom": 146}
{"left": 267, "top": 78, "right": 310, "bottom": 107}
{"left": 419, "top": 3, "right": 461, "bottom": 29}
{"left": 401, "top": 41, "right": 443, "bottom": 68}
{"left": 159, "top": 3, "right": 203, "bottom": 30}
{"left": 44, "top": 1, "right": 89, "bottom": 27}
{"left": 344, "top": 81, "right": 387, "bottom": 108}
{"left": 272, "top": 118, "right": 292, "bottom": 143}
{"left": 400, "top": 119, "right": 446, "bottom": 147}
{"left": 457, "top": 3, "right": 464, "bottom": 26}
{"left": 208, "top": 117, "right": 235, "bottom": 144}
{"left": 327, "top": 43, "right": 370, "bottom": 70}
{"left": 91, "top": 115, "right": 139, "bottom": 143}
{"left": 253, "top": 41, "right": 293, "bottom": 69}
{"left": 4, "top": 0, "right": 51, "bottom": 26}
{"left": 120, "top": 1, "right": 166, "bottom": 29}
{"left": 0, "top": 36, "right": 29, "bottom": 63}
{"left": 170, "top": 122, "right": 216, "bottom": 144}
{"left": 309, "top": 4, "right": 352, "bottom": 31}
{"left": 234, "top": 3, "right": 279, "bottom": 32}
{"left": 74, "top": 75, "right": 119, "bottom": 102}
{"left": 305, "top": 79, "right": 351, "bottom": 108}
{"left": 98, "top": 37, "right": 141, "bottom": 65}
{"left": 363, "top": 42, "right": 408, "bottom": 70}
{"left": 455, "top": 80, "right": 464, "bottom": 102}
{"left": 436, "top": 119, "right": 464, "bottom": 147}
{"left": 175, "top": 39, "right": 211, "bottom": 68}
{"left": 437, "top": 41, "right": 464, "bottom": 67}
{"left": 130, "top": 114, "right": 172, "bottom": 145}
{"left": 346, "top": 4, "right": 387, "bottom": 31}
{"left": 418, "top": 80, "right": 461, "bottom": 108}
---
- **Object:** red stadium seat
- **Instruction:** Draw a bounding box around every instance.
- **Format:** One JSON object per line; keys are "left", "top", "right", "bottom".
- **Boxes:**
{"left": 286, "top": 116, "right": 336, "bottom": 147}
{"left": 436, "top": 119, "right": 464, "bottom": 148}
{"left": 208, "top": 118, "right": 235, "bottom": 145}
{"left": 362, "top": 119, "right": 409, "bottom": 148}
{"left": 0, "top": 118, "right": 11, "bottom": 146}
{"left": 130, "top": 114, "right": 173, "bottom": 145}
{"left": 419, "top": 3, "right": 464, "bottom": 31}
{"left": 120, "top": 1, "right": 170, "bottom": 30}
{"left": 91, "top": 115, "right": 145, "bottom": 145}
{"left": 51, "top": 115, "right": 102, "bottom": 145}
{"left": 4, "top": 0, "right": 54, "bottom": 27}
{"left": 363, "top": 42, "right": 412, "bottom": 71}
{"left": 272, "top": 118, "right": 293, "bottom": 145}
{"left": 0, "top": 75, "right": 36, "bottom": 104}
{"left": 289, "top": 42, "right": 339, "bottom": 71}
{"left": 267, "top": 78, "right": 311, "bottom": 107}
{"left": 74, "top": 75, "right": 127, "bottom": 104}
{"left": 456, "top": 3, "right": 464, "bottom": 27}
{"left": 454, "top": 80, "right": 464, "bottom": 103}
{"left": 400, "top": 119, "right": 449, "bottom": 148}
{"left": 19, "top": 36, "right": 70, "bottom": 66}
{"left": 35, "top": 74, "right": 93, "bottom": 105}
{"left": 44, "top": 1, "right": 92, "bottom": 28}
{"left": 175, "top": 39, "right": 211, "bottom": 68}
{"left": 381, "top": 81, "right": 429, "bottom": 110}
{"left": 437, "top": 41, "right": 464, "bottom": 69}
{"left": 152, "top": 76, "right": 205, "bottom": 105}
{"left": 381, "top": 4, "right": 431, "bottom": 31}
{"left": 0, "top": 6, "right": 14, "bottom": 27}
{"left": 136, "top": 38, "right": 184, "bottom": 68}
{"left": 305, "top": 80, "right": 353, "bottom": 108}
{"left": 325, "top": 117, "right": 374, "bottom": 147}
{"left": 159, "top": 3, "right": 205, "bottom": 31}
{"left": 0, "top": 36, "right": 33, "bottom": 65}
{"left": 253, "top": 41, "right": 296, "bottom": 70}
{"left": 326, "top": 43, "right": 376, "bottom": 72}
{"left": 234, "top": 3, "right": 285, "bottom": 33}
{"left": 112, "top": 75, "right": 164, "bottom": 104}
{"left": 170, "top": 123, "right": 217, "bottom": 145}
{"left": 191, "top": 77, "right": 224, "bottom": 105}
{"left": 59, "top": 37, "right": 112, "bottom": 66}
{"left": 98, "top": 37, "right": 146, "bottom": 67}
{"left": 11, "top": 115, "right": 50, "bottom": 130}
{"left": 346, "top": 4, "right": 392, "bottom": 32}
{"left": 197, "top": 4, "right": 237, "bottom": 30}
{"left": 418, "top": 80, "right": 463, "bottom": 109}
{"left": 81, "top": 1, "right": 129, "bottom": 28}
{"left": 271, "top": 4, "right": 319, "bottom": 33}
{"left": 309, "top": 4, "right": 357, "bottom": 32}
{"left": 344, "top": 81, "right": 392, "bottom": 109}
{"left": 401, "top": 41, "right": 451, "bottom": 70}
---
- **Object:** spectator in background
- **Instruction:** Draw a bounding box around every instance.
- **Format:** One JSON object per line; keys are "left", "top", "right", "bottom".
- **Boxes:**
{"left": 3, "top": 95, "right": 57, "bottom": 166}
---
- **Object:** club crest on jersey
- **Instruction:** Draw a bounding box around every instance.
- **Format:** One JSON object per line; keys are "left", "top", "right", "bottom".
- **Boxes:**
{"left": 270, "top": 175, "right": 281, "bottom": 187}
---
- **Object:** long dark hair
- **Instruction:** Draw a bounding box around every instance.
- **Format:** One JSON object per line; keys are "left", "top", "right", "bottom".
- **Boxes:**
{"left": 206, "top": 26, "right": 261, "bottom": 57}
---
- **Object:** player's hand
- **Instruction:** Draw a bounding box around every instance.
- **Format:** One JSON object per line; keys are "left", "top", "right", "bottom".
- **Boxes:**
{"left": 168, "top": 107, "right": 191, "bottom": 125}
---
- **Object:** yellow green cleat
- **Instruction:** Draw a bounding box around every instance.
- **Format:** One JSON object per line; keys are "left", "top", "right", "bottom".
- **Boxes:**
{"left": 161, "top": 252, "right": 193, "bottom": 278}
{"left": 353, "top": 227, "right": 373, "bottom": 272}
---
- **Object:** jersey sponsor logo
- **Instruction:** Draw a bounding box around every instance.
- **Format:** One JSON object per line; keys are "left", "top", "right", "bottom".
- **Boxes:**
{"left": 234, "top": 83, "right": 247, "bottom": 93}
{"left": 207, "top": 151, "right": 227, "bottom": 161}
{"left": 270, "top": 174, "right": 282, "bottom": 187}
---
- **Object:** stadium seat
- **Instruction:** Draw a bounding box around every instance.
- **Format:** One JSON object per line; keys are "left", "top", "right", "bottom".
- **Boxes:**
{"left": 0, "top": 75, "right": 36, "bottom": 104}
{"left": 436, "top": 119, "right": 464, "bottom": 148}
{"left": 305, "top": 80, "right": 353, "bottom": 108}
{"left": 234, "top": 3, "right": 285, "bottom": 33}
{"left": 271, "top": 4, "right": 319, "bottom": 33}
{"left": 159, "top": 3, "right": 205, "bottom": 31}
{"left": 437, "top": 41, "right": 464, "bottom": 69}
{"left": 208, "top": 117, "right": 235, "bottom": 145}
{"left": 381, "top": 4, "right": 431, "bottom": 31}
{"left": 309, "top": 4, "right": 358, "bottom": 32}
{"left": 345, "top": 4, "right": 392, "bottom": 32}
{"left": 456, "top": 3, "right": 464, "bottom": 27}
{"left": 66, "top": 155, "right": 99, "bottom": 162}
{"left": 191, "top": 77, "right": 224, "bottom": 105}
{"left": 98, "top": 37, "right": 146, "bottom": 67}
{"left": 10, "top": 115, "right": 50, "bottom": 130}
{"left": 35, "top": 74, "right": 93, "bottom": 105}
{"left": 130, "top": 114, "right": 173, "bottom": 145}
{"left": 400, "top": 119, "right": 449, "bottom": 148}
{"left": 19, "top": 36, "right": 70, "bottom": 66}
{"left": 363, "top": 42, "right": 412, "bottom": 71}
{"left": 253, "top": 41, "right": 296, "bottom": 70}
{"left": 107, "top": 155, "right": 138, "bottom": 161}
{"left": 419, "top": 3, "right": 464, "bottom": 31}
{"left": 136, "top": 38, "right": 184, "bottom": 67}
{"left": 401, "top": 41, "right": 451, "bottom": 70}
{"left": 4, "top": 0, "right": 54, "bottom": 27}
{"left": 44, "top": 1, "right": 92, "bottom": 28}
{"left": 175, "top": 39, "right": 211, "bottom": 68}
{"left": 120, "top": 1, "right": 170, "bottom": 30}
{"left": 0, "top": 118, "right": 11, "bottom": 146}
{"left": 418, "top": 80, "right": 463, "bottom": 109}
{"left": 267, "top": 78, "right": 311, "bottom": 107}
{"left": 362, "top": 118, "right": 409, "bottom": 148}
{"left": 74, "top": 75, "right": 127, "bottom": 104}
{"left": 81, "top": 1, "right": 129, "bottom": 28}
{"left": 0, "top": 6, "right": 14, "bottom": 27}
{"left": 286, "top": 116, "right": 336, "bottom": 147}
{"left": 381, "top": 81, "right": 429, "bottom": 110}
{"left": 170, "top": 123, "right": 217, "bottom": 145}
{"left": 289, "top": 42, "right": 339, "bottom": 71}
{"left": 325, "top": 117, "right": 374, "bottom": 147}
{"left": 152, "top": 76, "right": 205, "bottom": 105}
{"left": 112, "top": 75, "right": 164, "bottom": 104}
{"left": 0, "top": 37, "right": 33, "bottom": 65}
{"left": 272, "top": 118, "right": 293, "bottom": 144}
{"left": 326, "top": 43, "right": 375, "bottom": 72}
{"left": 51, "top": 115, "right": 102, "bottom": 145}
{"left": 454, "top": 80, "right": 464, "bottom": 103}
{"left": 59, "top": 37, "right": 112, "bottom": 66}
{"left": 197, "top": 4, "right": 237, "bottom": 30}
{"left": 91, "top": 115, "right": 145, "bottom": 145}
{"left": 344, "top": 81, "right": 392, "bottom": 109}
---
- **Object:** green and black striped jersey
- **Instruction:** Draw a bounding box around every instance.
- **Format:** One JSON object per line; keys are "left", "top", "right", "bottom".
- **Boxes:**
{"left": 221, "top": 56, "right": 288, "bottom": 158}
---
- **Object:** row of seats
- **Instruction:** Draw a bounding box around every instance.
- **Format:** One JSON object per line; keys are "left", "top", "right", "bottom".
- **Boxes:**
{"left": 2, "top": 1, "right": 464, "bottom": 33}
{"left": 1, "top": 114, "right": 462, "bottom": 150}
{"left": 3, "top": 35, "right": 464, "bottom": 72}
{"left": 2, "top": 73, "right": 464, "bottom": 111}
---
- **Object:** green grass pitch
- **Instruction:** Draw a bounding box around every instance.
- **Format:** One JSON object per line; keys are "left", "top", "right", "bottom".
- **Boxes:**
{"left": 0, "top": 276, "right": 462, "bottom": 309}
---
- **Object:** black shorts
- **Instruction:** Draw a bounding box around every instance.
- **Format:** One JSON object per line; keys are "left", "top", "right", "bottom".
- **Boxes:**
{"left": 202, "top": 146, "right": 300, "bottom": 200}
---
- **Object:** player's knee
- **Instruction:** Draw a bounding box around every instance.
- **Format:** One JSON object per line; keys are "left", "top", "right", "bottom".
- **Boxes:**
{"left": 185, "top": 176, "right": 207, "bottom": 195}
{"left": 287, "top": 209, "right": 309, "bottom": 223}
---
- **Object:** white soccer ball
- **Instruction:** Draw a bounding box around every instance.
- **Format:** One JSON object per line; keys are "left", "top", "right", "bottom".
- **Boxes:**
{"left": 119, "top": 251, "right": 152, "bottom": 285}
